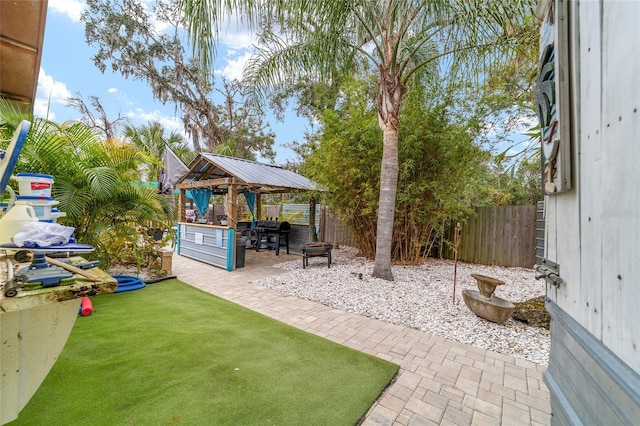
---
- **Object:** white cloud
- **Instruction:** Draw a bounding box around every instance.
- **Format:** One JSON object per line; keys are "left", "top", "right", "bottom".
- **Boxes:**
{"left": 34, "top": 69, "right": 74, "bottom": 120}
{"left": 33, "top": 100, "right": 56, "bottom": 121}
{"left": 126, "top": 108, "right": 186, "bottom": 136}
{"left": 49, "top": 0, "right": 170, "bottom": 34}
{"left": 125, "top": 109, "right": 188, "bottom": 145}
{"left": 216, "top": 51, "right": 254, "bottom": 81}
{"left": 219, "top": 30, "right": 256, "bottom": 50}
{"left": 48, "top": 0, "right": 86, "bottom": 22}
{"left": 107, "top": 88, "right": 118, "bottom": 94}
{"left": 209, "top": 10, "right": 258, "bottom": 50}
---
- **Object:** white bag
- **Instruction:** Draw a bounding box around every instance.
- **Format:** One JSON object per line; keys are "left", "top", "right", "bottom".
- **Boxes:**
{"left": 12, "top": 222, "right": 75, "bottom": 248}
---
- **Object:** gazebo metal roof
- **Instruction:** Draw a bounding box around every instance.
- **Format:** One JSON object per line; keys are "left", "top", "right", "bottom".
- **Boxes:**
{"left": 175, "top": 153, "right": 322, "bottom": 194}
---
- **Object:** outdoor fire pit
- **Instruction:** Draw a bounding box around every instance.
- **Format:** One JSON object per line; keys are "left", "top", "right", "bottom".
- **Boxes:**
{"left": 300, "top": 242, "right": 333, "bottom": 268}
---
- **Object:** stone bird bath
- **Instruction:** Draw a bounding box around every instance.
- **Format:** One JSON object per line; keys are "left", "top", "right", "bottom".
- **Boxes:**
{"left": 462, "top": 274, "right": 515, "bottom": 324}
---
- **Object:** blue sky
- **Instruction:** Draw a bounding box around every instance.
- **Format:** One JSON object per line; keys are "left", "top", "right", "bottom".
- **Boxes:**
{"left": 35, "top": 0, "right": 306, "bottom": 164}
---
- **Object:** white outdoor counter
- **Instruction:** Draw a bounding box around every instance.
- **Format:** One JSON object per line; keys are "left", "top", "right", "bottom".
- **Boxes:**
{"left": 176, "top": 222, "right": 237, "bottom": 271}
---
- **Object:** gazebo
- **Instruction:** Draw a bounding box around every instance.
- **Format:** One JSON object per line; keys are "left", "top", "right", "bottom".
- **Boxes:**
{"left": 174, "top": 153, "right": 322, "bottom": 270}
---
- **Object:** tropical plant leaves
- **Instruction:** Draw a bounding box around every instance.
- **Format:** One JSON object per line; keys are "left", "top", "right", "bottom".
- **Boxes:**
{"left": 0, "top": 105, "right": 174, "bottom": 268}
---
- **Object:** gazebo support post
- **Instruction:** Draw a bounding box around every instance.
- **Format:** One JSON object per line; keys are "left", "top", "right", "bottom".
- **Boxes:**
{"left": 309, "top": 197, "right": 316, "bottom": 243}
{"left": 179, "top": 189, "right": 186, "bottom": 221}
{"left": 227, "top": 183, "right": 239, "bottom": 271}
{"left": 227, "top": 183, "right": 238, "bottom": 229}
{"left": 256, "top": 193, "right": 262, "bottom": 221}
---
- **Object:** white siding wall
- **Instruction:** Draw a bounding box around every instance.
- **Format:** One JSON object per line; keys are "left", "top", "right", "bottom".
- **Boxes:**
{"left": 598, "top": 1, "right": 640, "bottom": 368}
{"left": 547, "top": 0, "right": 640, "bottom": 373}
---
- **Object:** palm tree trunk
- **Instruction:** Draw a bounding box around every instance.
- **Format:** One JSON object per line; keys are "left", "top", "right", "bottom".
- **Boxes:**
{"left": 372, "top": 124, "right": 399, "bottom": 280}
{"left": 372, "top": 62, "right": 404, "bottom": 281}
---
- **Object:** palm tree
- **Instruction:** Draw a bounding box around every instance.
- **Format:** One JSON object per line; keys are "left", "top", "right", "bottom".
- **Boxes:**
{"left": 124, "top": 121, "right": 192, "bottom": 183}
{"left": 178, "top": 0, "right": 534, "bottom": 280}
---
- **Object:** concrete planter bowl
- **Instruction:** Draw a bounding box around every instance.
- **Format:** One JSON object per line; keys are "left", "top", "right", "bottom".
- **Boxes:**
{"left": 462, "top": 274, "right": 515, "bottom": 324}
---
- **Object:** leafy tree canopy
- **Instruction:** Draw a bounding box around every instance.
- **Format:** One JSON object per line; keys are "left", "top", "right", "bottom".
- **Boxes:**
{"left": 303, "top": 76, "right": 493, "bottom": 263}
{"left": 82, "top": 0, "right": 276, "bottom": 161}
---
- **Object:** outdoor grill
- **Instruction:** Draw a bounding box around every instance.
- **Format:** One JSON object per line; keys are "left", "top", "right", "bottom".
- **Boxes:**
{"left": 254, "top": 220, "right": 291, "bottom": 255}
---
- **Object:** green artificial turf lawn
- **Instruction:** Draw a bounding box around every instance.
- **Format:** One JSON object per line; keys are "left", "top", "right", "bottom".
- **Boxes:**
{"left": 10, "top": 279, "right": 398, "bottom": 425}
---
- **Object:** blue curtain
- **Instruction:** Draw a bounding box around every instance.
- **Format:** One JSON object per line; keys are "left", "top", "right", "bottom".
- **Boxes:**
{"left": 186, "top": 188, "right": 212, "bottom": 217}
{"left": 243, "top": 192, "right": 256, "bottom": 227}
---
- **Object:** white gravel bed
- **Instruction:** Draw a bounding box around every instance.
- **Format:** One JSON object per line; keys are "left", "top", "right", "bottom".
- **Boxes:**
{"left": 255, "top": 246, "right": 550, "bottom": 366}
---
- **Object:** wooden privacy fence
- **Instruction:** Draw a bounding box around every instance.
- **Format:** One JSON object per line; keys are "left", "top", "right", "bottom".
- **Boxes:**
{"left": 319, "top": 207, "right": 357, "bottom": 248}
{"left": 254, "top": 204, "right": 538, "bottom": 268}
{"left": 318, "top": 205, "right": 544, "bottom": 268}
{"left": 318, "top": 205, "right": 537, "bottom": 268}
{"left": 443, "top": 205, "right": 537, "bottom": 268}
